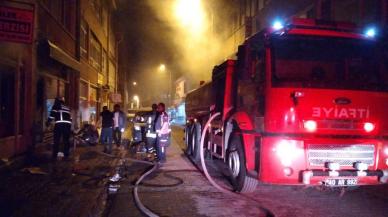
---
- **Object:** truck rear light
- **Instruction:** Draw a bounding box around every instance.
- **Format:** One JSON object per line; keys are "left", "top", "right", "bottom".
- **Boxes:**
{"left": 304, "top": 120, "right": 317, "bottom": 132}
{"left": 363, "top": 122, "right": 375, "bottom": 132}
{"left": 275, "top": 140, "right": 304, "bottom": 167}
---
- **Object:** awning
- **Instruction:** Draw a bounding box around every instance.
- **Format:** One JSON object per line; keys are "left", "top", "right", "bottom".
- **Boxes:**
{"left": 38, "top": 39, "right": 81, "bottom": 71}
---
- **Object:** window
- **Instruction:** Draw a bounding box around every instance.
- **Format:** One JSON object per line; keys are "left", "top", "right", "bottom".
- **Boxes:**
{"left": 80, "top": 19, "right": 88, "bottom": 59}
{"left": 41, "top": 0, "right": 74, "bottom": 35}
{"left": 90, "top": 32, "right": 102, "bottom": 71}
{"left": 271, "top": 36, "right": 388, "bottom": 92}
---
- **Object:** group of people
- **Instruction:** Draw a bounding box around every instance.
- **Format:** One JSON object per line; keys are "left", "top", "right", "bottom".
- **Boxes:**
{"left": 47, "top": 98, "right": 127, "bottom": 160}
{"left": 99, "top": 104, "right": 127, "bottom": 154}
{"left": 144, "top": 103, "right": 171, "bottom": 163}
{"left": 47, "top": 97, "right": 170, "bottom": 163}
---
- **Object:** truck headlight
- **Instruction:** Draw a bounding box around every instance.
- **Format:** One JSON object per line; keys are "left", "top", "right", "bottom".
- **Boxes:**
{"left": 304, "top": 120, "right": 317, "bottom": 132}
{"left": 275, "top": 140, "right": 304, "bottom": 167}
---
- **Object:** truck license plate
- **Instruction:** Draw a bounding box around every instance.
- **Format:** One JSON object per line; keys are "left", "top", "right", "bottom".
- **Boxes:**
{"left": 324, "top": 178, "right": 358, "bottom": 186}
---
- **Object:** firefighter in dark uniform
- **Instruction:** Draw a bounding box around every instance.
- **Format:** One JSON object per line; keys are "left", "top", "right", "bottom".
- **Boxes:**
{"left": 155, "top": 103, "right": 171, "bottom": 163}
{"left": 145, "top": 104, "right": 158, "bottom": 159}
{"left": 46, "top": 97, "right": 72, "bottom": 161}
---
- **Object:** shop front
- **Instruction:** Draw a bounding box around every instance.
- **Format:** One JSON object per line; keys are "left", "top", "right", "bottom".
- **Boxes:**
{"left": 35, "top": 39, "right": 80, "bottom": 144}
{"left": 0, "top": 1, "right": 34, "bottom": 158}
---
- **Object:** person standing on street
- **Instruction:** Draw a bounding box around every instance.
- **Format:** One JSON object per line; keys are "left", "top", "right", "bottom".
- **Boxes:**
{"left": 155, "top": 102, "right": 171, "bottom": 163}
{"left": 113, "top": 104, "right": 126, "bottom": 148}
{"left": 100, "top": 106, "right": 114, "bottom": 154}
{"left": 46, "top": 97, "right": 72, "bottom": 161}
{"left": 145, "top": 104, "right": 159, "bottom": 159}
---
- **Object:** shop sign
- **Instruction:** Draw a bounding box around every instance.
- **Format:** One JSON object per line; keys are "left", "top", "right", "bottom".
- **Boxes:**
{"left": 0, "top": 5, "right": 34, "bottom": 44}
{"left": 97, "top": 73, "right": 103, "bottom": 85}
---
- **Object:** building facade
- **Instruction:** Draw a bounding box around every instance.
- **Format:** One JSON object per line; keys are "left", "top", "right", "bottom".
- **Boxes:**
{"left": 0, "top": 1, "right": 35, "bottom": 158}
{"left": 78, "top": 0, "right": 118, "bottom": 126}
{"left": 0, "top": 0, "right": 120, "bottom": 159}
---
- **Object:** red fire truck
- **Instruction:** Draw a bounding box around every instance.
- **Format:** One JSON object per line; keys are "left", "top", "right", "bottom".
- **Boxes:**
{"left": 184, "top": 18, "right": 388, "bottom": 192}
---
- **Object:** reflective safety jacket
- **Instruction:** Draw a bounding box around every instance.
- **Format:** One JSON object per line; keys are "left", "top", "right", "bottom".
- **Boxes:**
{"left": 155, "top": 112, "right": 171, "bottom": 135}
{"left": 146, "top": 111, "right": 158, "bottom": 138}
{"left": 49, "top": 104, "right": 72, "bottom": 125}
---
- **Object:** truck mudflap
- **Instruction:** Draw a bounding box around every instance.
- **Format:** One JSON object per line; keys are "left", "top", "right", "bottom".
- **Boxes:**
{"left": 302, "top": 169, "right": 388, "bottom": 185}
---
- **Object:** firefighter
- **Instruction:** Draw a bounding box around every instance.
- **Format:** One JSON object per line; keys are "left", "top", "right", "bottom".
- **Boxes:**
{"left": 145, "top": 104, "right": 158, "bottom": 159}
{"left": 46, "top": 97, "right": 72, "bottom": 161}
{"left": 155, "top": 102, "right": 171, "bottom": 163}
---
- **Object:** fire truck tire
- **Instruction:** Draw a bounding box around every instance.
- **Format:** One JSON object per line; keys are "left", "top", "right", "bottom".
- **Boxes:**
{"left": 185, "top": 126, "right": 193, "bottom": 155}
{"left": 227, "top": 135, "right": 258, "bottom": 193}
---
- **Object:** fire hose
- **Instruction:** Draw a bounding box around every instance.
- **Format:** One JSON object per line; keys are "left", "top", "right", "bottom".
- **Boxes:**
{"left": 96, "top": 151, "right": 160, "bottom": 216}
{"left": 199, "top": 113, "right": 275, "bottom": 217}
{"left": 98, "top": 151, "right": 200, "bottom": 217}
{"left": 199, "top": 112, "right": 234, "bottom": 194}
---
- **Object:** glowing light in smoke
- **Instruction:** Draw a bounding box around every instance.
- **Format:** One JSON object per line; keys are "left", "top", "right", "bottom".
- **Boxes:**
{"left": 174, "top": 0, "right": 206, "bottom": 35}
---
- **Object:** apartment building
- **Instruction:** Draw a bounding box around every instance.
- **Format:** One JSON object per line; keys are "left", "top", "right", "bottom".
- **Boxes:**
{"left": 78, "top": 0, "right": 119, "bottom": 126}
{"left": 0, "top": 0, "right": 120, "bottom": 159}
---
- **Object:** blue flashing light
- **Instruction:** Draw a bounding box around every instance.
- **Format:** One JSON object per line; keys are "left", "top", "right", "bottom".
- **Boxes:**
{"left": 272, "top": 20, "right": 284, "bottom": 31}
{"left": 365, "top": 27, "right": 376, "bottom": 38}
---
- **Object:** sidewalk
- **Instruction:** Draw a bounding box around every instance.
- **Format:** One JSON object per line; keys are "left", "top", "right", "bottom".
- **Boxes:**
{"left": 0, "top": 143, "right": 125, "bottom": 217}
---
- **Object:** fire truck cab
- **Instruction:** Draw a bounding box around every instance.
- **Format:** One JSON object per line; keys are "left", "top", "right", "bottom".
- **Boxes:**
{"left": 185, "top": 18, "right": 388, "bottom": 192}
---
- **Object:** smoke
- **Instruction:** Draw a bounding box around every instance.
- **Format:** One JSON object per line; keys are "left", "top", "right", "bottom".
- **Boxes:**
{"left": 145, "top": 0, "right": 225, "bottom": 86}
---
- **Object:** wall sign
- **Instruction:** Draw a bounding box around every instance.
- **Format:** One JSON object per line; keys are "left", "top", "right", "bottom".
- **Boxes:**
{"left": 0, "top": 5, "right": 34, "bottom": 44}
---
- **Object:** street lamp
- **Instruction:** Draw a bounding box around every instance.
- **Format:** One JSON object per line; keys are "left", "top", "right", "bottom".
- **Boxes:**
{"left": 133, "top": 95, "right": 140, "bottom": 109}
{"left": 159, "top": 64, "right": 166, "bottom": 72}
{"left": 174, "top": 0, "right": 205, "bottom": 35}
{"left": 158, "top": 64, "right": 172, "bottom": 106}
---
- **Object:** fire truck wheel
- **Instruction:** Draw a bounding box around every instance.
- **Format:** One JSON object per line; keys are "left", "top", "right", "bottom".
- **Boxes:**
{"left": 227, "top": 136, "right": 258, "bottom": 193}
{"left": 185, "top": 126, "right": 193, "bottom": 155}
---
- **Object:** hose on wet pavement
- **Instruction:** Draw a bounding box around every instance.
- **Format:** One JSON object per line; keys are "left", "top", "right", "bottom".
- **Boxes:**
{"left": 198, "top": 113, "right": 275, "bottom": 217}
{"left": 133, "top": 162, "right": 160, "bottom": 217}
{"left": 96, "top": 149, "right": 199, "bottom": 217}
{"left": 198, "top": 112, "right": 235, "bottom": 194}
{"left": 95, "top": 150, "right": 161, "bottom": 216}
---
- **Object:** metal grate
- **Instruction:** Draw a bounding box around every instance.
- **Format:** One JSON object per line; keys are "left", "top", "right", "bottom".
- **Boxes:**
{"left": 307, "top": 144, "right": 375, "bottom": 166}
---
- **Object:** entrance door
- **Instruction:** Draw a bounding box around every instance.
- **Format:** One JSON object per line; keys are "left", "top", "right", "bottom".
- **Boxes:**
{"left": 0, "top": 66, "right": 15, "bottom": 138}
